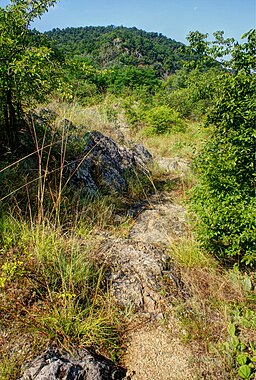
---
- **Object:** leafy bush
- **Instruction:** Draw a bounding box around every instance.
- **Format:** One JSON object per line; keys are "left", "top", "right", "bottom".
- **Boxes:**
{"left": 190, "top": 31, "right": 256, "bottom": 265}
{"left": 164, "top": 68, "right": 220, "bottom": 120}
{"left": 142, "top": 105, "right": 186, "bottom": 135}
{"left": 190, "top": 133, "right": 256, "bottom": 264}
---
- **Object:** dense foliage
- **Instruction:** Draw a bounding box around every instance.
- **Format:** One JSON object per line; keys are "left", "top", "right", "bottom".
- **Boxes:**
{"left": 0, "top": 2, "right": 255, "bottom": 378}
{"left": 190, "top": 30, "right": 256, "bottom": 265}
{"left": 0, "top": 0, "right": 62, "bottom": 150}
{"left": 45, "top": 25, "right": 200, "bottom": 74}
{"left": 1, "top": 1, "right": 255, "bottom": 267}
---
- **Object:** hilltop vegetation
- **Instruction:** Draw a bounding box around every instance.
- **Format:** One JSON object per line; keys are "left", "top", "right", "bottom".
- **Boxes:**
{"left": 44, "top": 25, "right": 196, "bottom": 73}
{"left": 0, "top": 1, "right": 255, "bottom": 379}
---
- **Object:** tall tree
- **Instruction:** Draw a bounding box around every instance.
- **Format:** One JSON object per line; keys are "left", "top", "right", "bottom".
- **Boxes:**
{"left": 0, "top": 0, "right": 60, "bottom": 150}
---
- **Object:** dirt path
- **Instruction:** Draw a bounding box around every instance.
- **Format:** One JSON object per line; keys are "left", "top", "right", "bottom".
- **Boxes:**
{"left": 100, "top": 158, "right": 201, "bottom": 379}
{"left": 122, "top": 160, "right": 200, "bottom": 379}
{"left": 124, "top": 323, "right": 197, "bottom": 380}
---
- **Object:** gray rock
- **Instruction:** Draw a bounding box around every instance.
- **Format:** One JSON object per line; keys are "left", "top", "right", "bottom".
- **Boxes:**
{"left": 67, "top": 131, "right": 152, "bottom": 195}
{"left": 156, "top": 157, "right": 190, "bottom": 173}
{"left": 59, "top": 118, "right": 77, "bottom": 131}
{"left": 96, "top": 191, "right": 188, "bottom": 313}
{"left": 38, "top": 108, "right": 58, "bottom": 122}
{"left": 19, "top": 347, "right": 128, "bottom": 380}
{"left": 129, "top": 201, "right": 187, "bottom": 244}
{"left": 99, "top": 238, "right": 170, "bottom": 313}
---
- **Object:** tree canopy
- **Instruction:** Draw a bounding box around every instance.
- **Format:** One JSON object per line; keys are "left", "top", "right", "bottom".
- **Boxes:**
{"left": 0, "top": 0, "right": 61, "bottom": 150}
{"left": 44, "top": 25, "right": 201, "bottom": 75}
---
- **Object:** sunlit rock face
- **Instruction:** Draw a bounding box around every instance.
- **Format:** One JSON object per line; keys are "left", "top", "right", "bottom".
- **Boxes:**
{"left": 67, "top": 131, "right": 152, "bottom": 195}
{"left": 19, "top": 347, "right": 128, "bottom": 380}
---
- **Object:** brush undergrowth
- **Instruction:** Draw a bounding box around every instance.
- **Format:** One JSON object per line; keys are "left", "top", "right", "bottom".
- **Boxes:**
{"left": 0, "top": 97, "right": 255, "bottom": 380}
{"left": 168, "top": 236, "right": 256, "bottom": 379}
{"left": 0, "top": 97, "right": 161, "bottom": 378}
{"left": 0, "top": 216, "right": 125, "bottom": 378}
{"left": 0, "top": 102, "right": 135, "bottom": 379}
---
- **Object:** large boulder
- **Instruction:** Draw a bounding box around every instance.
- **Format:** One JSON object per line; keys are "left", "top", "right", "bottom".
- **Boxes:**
{"left": 67, "top": 131, "right": 152, "bottom": 195}
{"left": 19, "top": 347, "right": 128, "bottom": 380}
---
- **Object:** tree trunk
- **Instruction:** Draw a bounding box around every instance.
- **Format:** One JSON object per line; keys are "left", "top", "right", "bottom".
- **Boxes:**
{"left": 6, "top": 89, "right": 19, "bottom": 150}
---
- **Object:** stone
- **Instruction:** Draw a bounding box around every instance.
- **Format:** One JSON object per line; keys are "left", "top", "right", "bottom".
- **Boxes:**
{"left": 98, "top": 237, "right": 171, "bottom": 313}
{"left": 156, "top": 157, "right": 190, "bottom": 173}
{"left": 67, "top": 131, "right": 152, "bottom": 195}
{"left": 19, "top": 347, "right": 128, "bottom": 380}
{"left": 38, "top": 108, "right": 58, "bottom": 122}
{"left": 129, "top": 194, "right": 188, "bottom": 244}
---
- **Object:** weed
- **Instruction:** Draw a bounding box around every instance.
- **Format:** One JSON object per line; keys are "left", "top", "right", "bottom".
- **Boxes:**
{"left": 216, "top": 308, "right": 256, "bottom": 379}
{"left": 168, "top": 236, "right": 218, "bottom": 269}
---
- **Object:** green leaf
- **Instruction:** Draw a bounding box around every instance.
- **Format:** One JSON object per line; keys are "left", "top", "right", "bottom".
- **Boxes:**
{"left": 242, "top": 276, "right": 252, "bottom": 292}
{"left": 236, "top": 353, "right": 248, "bottom": 366}
{"left": 238, "top": 365, "right": 251, "bottom": 379}
{"left": 228, "top": 323, "right": 236, "bottom": 336}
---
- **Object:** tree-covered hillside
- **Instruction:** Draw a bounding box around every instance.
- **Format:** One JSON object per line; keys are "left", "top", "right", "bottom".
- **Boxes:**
{"left": 45, "top": 25, "right": 198, "bottom": 74}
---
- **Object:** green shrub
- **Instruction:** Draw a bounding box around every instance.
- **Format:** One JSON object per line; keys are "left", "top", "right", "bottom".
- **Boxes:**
{"left": 190, "top": 134, "right": 256, "bottom": 265}
{"left": 142, "top": 105, "right": 186, "bottom": 135}
{"left": 163, "top": 68, "right": 220, "bottom": 120}
{"left": 190, "top": 31, "right": 256, "bottom": 266}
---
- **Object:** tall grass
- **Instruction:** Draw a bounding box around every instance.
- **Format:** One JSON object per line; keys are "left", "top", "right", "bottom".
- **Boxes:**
{"left": 1, "top": 97, "right": 254, "bottom": 380}
{"left": 0, "top": 104, "right": 131, "bottom": 379}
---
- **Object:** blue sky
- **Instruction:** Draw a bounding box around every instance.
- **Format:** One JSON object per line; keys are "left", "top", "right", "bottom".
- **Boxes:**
{"left": 1, "top": 0, "right": 255, "bottom": 43}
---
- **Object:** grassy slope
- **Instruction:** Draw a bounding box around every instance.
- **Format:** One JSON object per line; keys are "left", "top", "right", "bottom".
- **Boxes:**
{"left": 0, "top": 99, "right": 255, "bottom": 380}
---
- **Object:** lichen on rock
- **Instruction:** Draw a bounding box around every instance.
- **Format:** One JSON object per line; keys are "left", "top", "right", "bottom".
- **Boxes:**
{"left": 19, "top": 347, "right": 128, "bottom": 380}
{"left": 66, "top": 131, "right": 152, "bottom": 195}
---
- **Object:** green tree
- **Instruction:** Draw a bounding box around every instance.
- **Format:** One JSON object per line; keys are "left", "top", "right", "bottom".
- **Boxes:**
{"left": 104, "top": 66, "right": 159, "bottom": 94}
{"left": 0, "top": 0, "right": 60, "bottom": 150}
{"left": 190, "top": 30, "right": 256, "bottom": 265}
{"left": 186, "top": 31, "right": 209, "bottom": 55}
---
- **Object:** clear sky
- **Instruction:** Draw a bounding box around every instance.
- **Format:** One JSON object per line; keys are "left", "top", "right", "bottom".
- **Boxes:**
{"left": 1, "top": 0, "right": 255, "bottom": 44}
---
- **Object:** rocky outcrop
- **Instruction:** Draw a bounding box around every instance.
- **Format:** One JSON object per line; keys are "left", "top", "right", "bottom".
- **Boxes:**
{"left": 16, "top": 110, "right": 192, "bottom": 380}
{"left": 19, "top": 347, "right": 128, "bottom": 380}
{"left": 96, "top": 193, "right": 187, "bottom": 315}
{"left": 25, "top": 111, "right": 152, "bottom": 197}
{"left": 67, "top": 131, "right": 152, "bottom": 195}
{"left": 99, "top": 237, "right": 170, "bottom": 313}
{"left": 129, "top": 194, "right": 188, "bottom": 244}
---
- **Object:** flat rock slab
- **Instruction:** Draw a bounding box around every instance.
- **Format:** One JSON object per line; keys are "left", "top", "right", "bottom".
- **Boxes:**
{"left": 96, "top": 190, "right": 188, "bottom": 313}
{"left": 98, "top": 238, "right": 171, "bottom": 313}
{"left": 156, "top": 157, "right": 190, "bottom": 173}
{"left": 129, "top": 197, "right": 188, "bottom": 245}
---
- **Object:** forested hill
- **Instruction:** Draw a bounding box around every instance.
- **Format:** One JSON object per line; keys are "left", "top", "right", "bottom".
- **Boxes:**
{"left": 44, "top": 25, "right": 196, "bottom": 74}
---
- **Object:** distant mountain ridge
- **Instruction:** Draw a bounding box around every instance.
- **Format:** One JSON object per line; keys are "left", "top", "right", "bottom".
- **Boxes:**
{"left": 45, "top": 25, "right": 196, "bottom": 75}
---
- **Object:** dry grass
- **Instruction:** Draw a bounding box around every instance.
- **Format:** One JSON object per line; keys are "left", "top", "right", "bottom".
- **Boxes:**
{"left": 137, "top": 121, "right": 211, "bottom": 160}
{"left": 42, "top": 96, "right": 129, "bottom": 137}
{"left": 166, "top": 237, "right": 256, "bottom": 379}
{"left": 0, "top": 219, "right": 126, "bottom": 379}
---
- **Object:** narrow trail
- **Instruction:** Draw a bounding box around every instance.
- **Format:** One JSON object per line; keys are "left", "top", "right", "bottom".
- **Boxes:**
{"left": 98, "top": 157, "right": 200, "bottom": 379}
